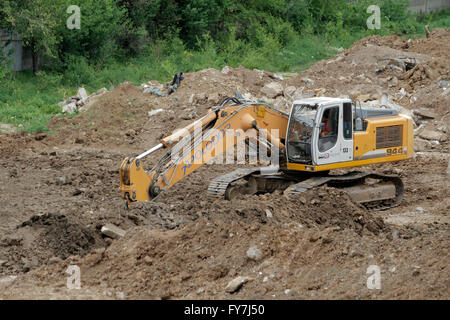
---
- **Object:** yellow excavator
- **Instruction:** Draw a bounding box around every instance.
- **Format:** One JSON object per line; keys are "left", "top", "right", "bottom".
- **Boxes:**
{"left": 120, "top": 96, "right": 413, "bottom": 210}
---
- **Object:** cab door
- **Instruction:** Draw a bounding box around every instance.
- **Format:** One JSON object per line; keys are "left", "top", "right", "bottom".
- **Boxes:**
{"left": 314, "top": 102, "right": 353, "bottom": 165}
{"left": 340, "top": 102, "right": 353, "bottom": 162}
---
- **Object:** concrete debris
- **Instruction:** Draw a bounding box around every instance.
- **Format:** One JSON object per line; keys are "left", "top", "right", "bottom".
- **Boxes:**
{"left": 101, "top": 223, "right": 126, "bottom": 239}
{"left": 414, "top": 109, "right": 436, "bottom": 119}
{"left": 260, "top": 82, "right": 283, "bottom": 99}
{"left": 418, "top": 128, "right": 447, "bottom": 142}
{"left": 301, "top": 77, "right": 315, "bottom": 85}
{"left": 414, "top": 138, "right": 432, "bottom": 152}
{"left": 225, "top": 276, "right": 248, "bottom": 293}
{"left": 144, "top": 87, "right": 166, "bottom": 97}
{"left": 77, "top": 87, "right": 88, "bottom": 100}
{"left": 62, "top": 102, "right": 77, "bottom": 114}
{"left": 271, "top": 73, "right": 284, "bottom": 81}
{"left": 148, "top": 109, "right": 164, "bottom": 117}
{"left": 284, "top": 86, "right": 297, "bottom": 98}
{"left": 221, "top": 66, "right": 232, "bottom": 75}
{"left": 61, "top": 87, "right": 108, "bottom": 114}
{"left": 246, "top": 246, "right": 263, "bottom": 261}
{"left": 48, "top": 256, "right": 62, "bottom": 265}
{"left": 56, "top": 176, "right": 68, "bottom": 186}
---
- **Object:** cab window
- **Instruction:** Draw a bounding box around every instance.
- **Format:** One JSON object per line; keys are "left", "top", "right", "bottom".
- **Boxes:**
{"left": 318, "top": 106, "right": 339, "bottom": 152}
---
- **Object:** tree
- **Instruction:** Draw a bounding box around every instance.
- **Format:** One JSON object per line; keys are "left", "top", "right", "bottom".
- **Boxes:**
{"left": 0, "top": 0, "right": 61, "bottom": 73}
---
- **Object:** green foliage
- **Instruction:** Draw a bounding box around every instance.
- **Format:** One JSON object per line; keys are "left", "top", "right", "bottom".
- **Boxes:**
{"left": 0, "top": 0, "right": 62, "bottom": 72}
{"left": 1, "top": 1, "right": 449, "bottom": 132}
{"left": 58, "top": 0, "right": 128, "bottom": 63}
{"left": 62, "top": 55, "right": 95, "bottom": 87}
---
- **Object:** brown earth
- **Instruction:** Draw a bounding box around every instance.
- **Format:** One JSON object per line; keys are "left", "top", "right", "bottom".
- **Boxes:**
{"left": 0, "top": 30, "right": 449, "bottom": 300}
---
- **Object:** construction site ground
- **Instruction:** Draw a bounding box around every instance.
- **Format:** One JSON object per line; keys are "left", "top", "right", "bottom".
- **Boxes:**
{"left": 0, "top": 30, "right": 448, "bottom": 300}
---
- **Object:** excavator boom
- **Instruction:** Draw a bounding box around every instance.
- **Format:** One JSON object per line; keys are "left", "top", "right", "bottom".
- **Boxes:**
{"left": 120, "top": 98, "right": 288, "bottom": 206}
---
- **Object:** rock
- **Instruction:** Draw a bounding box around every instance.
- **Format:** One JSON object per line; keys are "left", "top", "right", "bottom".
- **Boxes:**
{"left": 271, "top": 73, "right": 284, "bottom": 81}
{"left": 48, "top": 256, "right": 62, "bottom": 265}
{"left": 284, "top": 289, "right": 293, "bottom": 295}
{"left": 301, "top": 77, "right": 315, "bottom": 85}
{"left": 196, "top": 92, "right": 207, "bottom": 103}
{"left": 0, "top": 275, "right": 17, "bottom": 288}
{"left": 188, "top": 94, "right": 195, "bottom": 104}
{"left": 77, "top": 87, "right": 88, "bottom": 100}
{"left": 284, "top": 86, "right": 297, "bottom": 97}
{"left": 292, "top": 87, "right": 306, "bottom": 100}
{"left": 260, "top": 82, "right": 283, "bottom": 99}
{"left": 423, "top": 65, "right": 435, "bottom": 80}
{"left": 314, "top": 88, "right": 326, "bottom": 97}
{"left": 358, "top": 94, "right": 371, "bottom": 102}
{"left": 148, "top": 109, "right": 164, "bottom": 117}
{"left": 265, "top": 209, "right": 273, "bottom": 218}
{"left": 274, "top": 96, "right": 288, "bottom": 110}
{"left": 416, "top": 207, "right": 424, "bottom": 214}
{"left": 0, "top": 260, "right": 6, "bottom": 267}
{"left": 116, "top": 292, "right": 126, "bottom": 300}
{"left": 414, "top": 109, "right": 436, "bottom": 119}
{"left": 246, "top": 246, "right": 263, "bottom": 261}
{"left": 208, "top": 92, "right": 220, "bottom": 105}
{"left": 62, "top": 102, "right": 77, "bottom": 114}
{"left": 388, "top": 76, "right": 398, "bottom": 88}
{"left": 143, "top": 256, "right": 153, "bottom": 265}
{"left": 196, "top": 287, "right": 205, "bottom": 295}
{"left": 225, "top": 276, "right": 248, "bottom": 293}
{"left": 419, "top": 129, "right": 447, "bottom": 142}
{"left": 391, "top": 229, "right": 399, "bottom": 239}
{"left": 144, "top": 87, "right": 166, "bottom": 97}
{"left": 221, "top": 66, "right": 232, "bottom": 74}
{"left": 414, "top": 138, "right": 431, "bottom": 152}
{"left": 439, "top": 81, "right": 448, "bottom": 88}
{"left": 56, "top": 176, "right": 68, "bottom": 185}
{"left": 101, "top": 223, "right": 126, "bottom": 239}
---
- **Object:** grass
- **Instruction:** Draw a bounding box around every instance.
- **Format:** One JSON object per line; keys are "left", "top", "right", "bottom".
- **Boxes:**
{"left": 0, "top": 9, "right": 449, "bottom": 133}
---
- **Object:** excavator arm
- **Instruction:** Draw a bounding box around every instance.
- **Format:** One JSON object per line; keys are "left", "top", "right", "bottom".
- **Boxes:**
{"left": 120, "top": 97, "right": 289, "bottom": 207}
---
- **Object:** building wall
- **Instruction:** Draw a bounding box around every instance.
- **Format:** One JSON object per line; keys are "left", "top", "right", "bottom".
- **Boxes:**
{"left": 409, "top": 0, "right": 450, "bottom": 13}
{"left": 1, "top": 30, "right": 32, "bottom": 72}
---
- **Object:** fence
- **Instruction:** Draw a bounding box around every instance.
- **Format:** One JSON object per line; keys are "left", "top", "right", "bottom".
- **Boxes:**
{"left": 409, "top": 0, "right": 450, "bottom": 13}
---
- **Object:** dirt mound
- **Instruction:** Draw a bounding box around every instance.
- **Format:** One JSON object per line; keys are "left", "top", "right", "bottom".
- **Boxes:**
{"left": 0, "top": 213, "right": 104, "bottom": 275}
{"left": 20, "top": 213, "right": 98, "bottom": 259}
{"left": 46, "top": 67, "right": 284, "bottom": 153}
{"left": 160, "top": 186, "right": 386, "bottom": 235}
